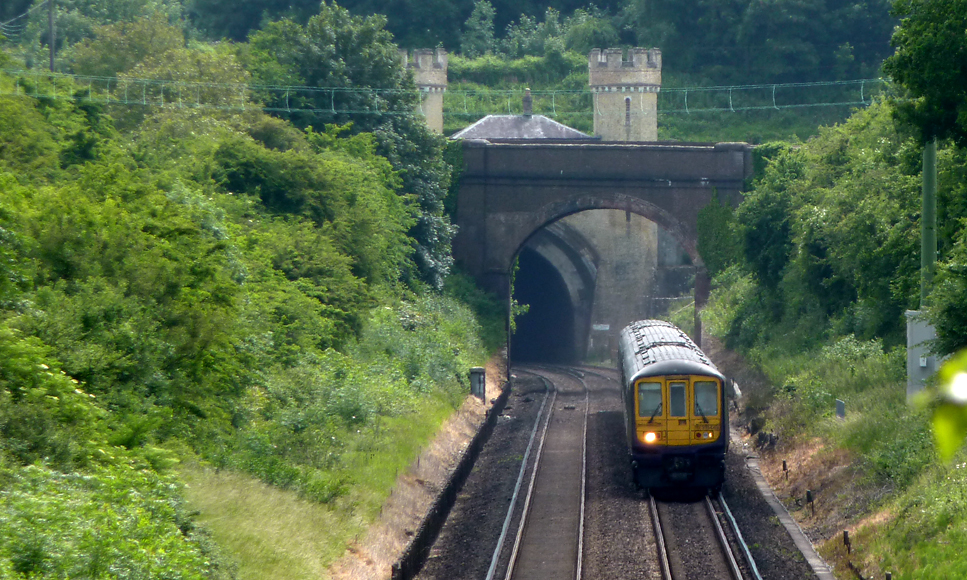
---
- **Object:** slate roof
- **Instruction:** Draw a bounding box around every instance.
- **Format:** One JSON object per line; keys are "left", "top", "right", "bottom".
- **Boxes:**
{"left": 450, "top": 114, "right": 594, "bottom": 140}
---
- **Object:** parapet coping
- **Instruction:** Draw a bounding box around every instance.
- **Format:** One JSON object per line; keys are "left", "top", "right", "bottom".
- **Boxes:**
{"left": 460, "top": 138, "right": 750, "bottom": 151}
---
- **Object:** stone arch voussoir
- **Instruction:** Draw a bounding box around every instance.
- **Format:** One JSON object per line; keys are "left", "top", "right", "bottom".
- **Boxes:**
{"left": 501, "top": 193, "right": 704, "bottom": 277}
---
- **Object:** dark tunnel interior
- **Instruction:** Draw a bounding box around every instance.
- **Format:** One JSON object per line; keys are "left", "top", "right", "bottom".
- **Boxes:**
{"left": 510, "top": 246, "right": 576, "bottom": 363}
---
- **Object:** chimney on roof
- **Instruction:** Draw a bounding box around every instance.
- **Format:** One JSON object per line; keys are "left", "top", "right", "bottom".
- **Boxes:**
{"left": 522, "top": 88, "right": 533, "bottom": 117}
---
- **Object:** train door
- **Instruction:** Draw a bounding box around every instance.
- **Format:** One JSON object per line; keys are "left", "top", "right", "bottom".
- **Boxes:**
{"left": 665, "top": 378, "right": 690, "bottom": 445}
{"left": 664, "top": 377, "right": 721, "bottom": 446}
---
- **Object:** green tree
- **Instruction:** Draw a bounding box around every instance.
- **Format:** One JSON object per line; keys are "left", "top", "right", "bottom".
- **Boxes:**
{"left": 626, "top": 0, "right": 893, "bottom": 83}
{"left": 71, "top": 12, "right": 185, "bottom": 77}
{"left": 719, "top": 102, "right": 922, "bottom": 349}
{"left": 0, "top": 0, "right": 32, "bottom": 22}
{"left": 246, "top": 4, "right": 454, "bottom": 287}
{"left": 736, "top": 155, "right": 799, "bottom": 291}
{"left": 696, "top": 193, "right": 741, "bottom": 278}
{"left": 562, "top": 7, "right": 618, "bottom": 56}
{"left": 884, "top": 0, "right": 967, "bottom": 145}
{"left": 461, "top": 0, "right": 496, "bottom": 58}
{"left": 17, "top": 0, "right": 183, "bottom": 70}
{"left": 186, "top": 0, "right": 319, "bottom": 41}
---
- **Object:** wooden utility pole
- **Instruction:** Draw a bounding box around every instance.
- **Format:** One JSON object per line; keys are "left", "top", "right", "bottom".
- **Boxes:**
{"left": 48, "top": 0, "right": 55, "bottom": 72}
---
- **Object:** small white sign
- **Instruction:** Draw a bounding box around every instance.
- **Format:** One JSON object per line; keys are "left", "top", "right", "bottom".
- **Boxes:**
{"left": 592, "top": 324, "right": 610, "bottom": 331}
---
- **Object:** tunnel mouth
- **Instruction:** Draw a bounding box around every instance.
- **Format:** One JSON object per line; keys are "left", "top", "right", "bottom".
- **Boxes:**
{"left": 510, "top": 246, "right": 576, "bottom": 364}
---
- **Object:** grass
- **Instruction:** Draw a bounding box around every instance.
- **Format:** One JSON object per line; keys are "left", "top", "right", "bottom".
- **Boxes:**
{"left": 181, "top": 466, "right": 342, "bottom": 580}
{"left": 179, "top": 394, "right": 456, "bottom": 580}
{"left": 818, "top": 455, "right": 967, "bottom": 579}
{"left": 716, "top": 331, "right": 952, "bottom": 578}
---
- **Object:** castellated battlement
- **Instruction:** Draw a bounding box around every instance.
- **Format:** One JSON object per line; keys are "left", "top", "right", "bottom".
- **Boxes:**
{"left": 399, "top": 48, "right": 447, "bottom": 133}
{"left": 589, "top": 47, "right": 661, "bottom": 141}
{"left": 588, "top": 48, "right": 661, "bottom": 89}
{"left": 400, "top": 48, "right": 448, "bottom": 89}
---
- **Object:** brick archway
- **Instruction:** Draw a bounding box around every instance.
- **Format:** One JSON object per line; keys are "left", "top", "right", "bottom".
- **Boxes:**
{"left": 452, "top": 138, "right": 752, "bottom": 347}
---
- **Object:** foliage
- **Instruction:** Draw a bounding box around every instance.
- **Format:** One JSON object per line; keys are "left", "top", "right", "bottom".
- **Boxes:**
{"left": 744, "top": 334, "right": 927, "bottom": 488}
{"left": 186, "top": 0, "right": 625, "bottom": 49}
{"left": 625, "top": 0, "right": 893, "bottom": 83}
{"left": 0, "top": 98, "right": 61, "bottom": 177}
{"left": 696, "top": 191, "right": 741, "bottom": 278}
{"left": 448, "top": 52, "right": 587, "bottom": 88}
{"left": 443, "top": 269, "right": 506, "bottom": 354}
{"left": 0, "top": 0, "right": 33, "bottom": 23}
{"left": 219, "top": 293, "right": 485, "bottom": 503}
{"left": 185, "top": 0, "right": 319, "bottom": 42}
{"left": 0, "top": 463, "right": 226, "bottom": 579}
{"left": 0, "top": 51, "right": 503, "bottom": 573}
{"left": 499, "top": 6, "right": 617, "bottom": 59}
{"left": 927, "top": 231, "right": 967, "bottom": 355}
{"left": 71, "top": 12, "right": 185, "bottom": 77}
{"left": 11, "top": 0, "right": 183, "bottom": 71}
{"left": 854, "top": 458, "right": 967, "bottom": 578}
{"left": 244, "top": 4, "right": 455, "bottom": 288}
{"left": 713, "top": 101, "right": 922, "bottom": 352}
{"left": 884, "top": 0, "right": 967, "bottom": 145}
{"left": 461, "top": 0, "right": 496, "bottom": 58}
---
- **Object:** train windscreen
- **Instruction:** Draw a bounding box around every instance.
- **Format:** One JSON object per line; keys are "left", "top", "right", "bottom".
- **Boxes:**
{"left": 694, "top": 381, "right": 719, "bottom": 416}
{"left": 637, "top": 382, "right": 662, "bottom": 418}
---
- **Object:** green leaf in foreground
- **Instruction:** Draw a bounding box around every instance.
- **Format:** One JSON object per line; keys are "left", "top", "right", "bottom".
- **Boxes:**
{"left": 933, "top": 350, "right": 967, "bottom": 459}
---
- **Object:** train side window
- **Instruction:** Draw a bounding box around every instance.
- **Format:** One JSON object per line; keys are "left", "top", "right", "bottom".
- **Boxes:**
{"left": 694, "top": 381, "right": 719, "bottom": 417}
{"left": 637, "top": 382, "right": 662, "bottom": 418}
{"left": 669, "top": 382, "right": 687, "bottom": 417}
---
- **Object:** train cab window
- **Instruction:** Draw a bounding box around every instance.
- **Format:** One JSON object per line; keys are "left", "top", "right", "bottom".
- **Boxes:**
{"left": 669, "top": 382, "right": 687, "bottom": 417}
{"left": 637, "top": 382, "right": 662, "bottom": 418}
{"left": 694, "top": 381, "right": 719, "bottom": 418}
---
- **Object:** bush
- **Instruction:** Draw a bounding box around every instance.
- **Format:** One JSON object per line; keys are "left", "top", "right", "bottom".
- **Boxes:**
{"left": 0, "top": 463, "right": 224, "bottom": 580}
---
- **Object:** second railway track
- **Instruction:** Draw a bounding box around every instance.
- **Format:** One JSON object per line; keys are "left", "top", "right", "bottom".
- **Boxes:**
{"left": 491, "top": 366, "right": 590, "bottom": 580}
{"left": 416, "top": 362, "right": 819, "bottom": 580}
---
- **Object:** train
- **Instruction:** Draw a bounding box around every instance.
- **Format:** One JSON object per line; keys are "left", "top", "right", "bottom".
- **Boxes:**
{"left": 618, "top": 320, "right": 729, "bottom": 491}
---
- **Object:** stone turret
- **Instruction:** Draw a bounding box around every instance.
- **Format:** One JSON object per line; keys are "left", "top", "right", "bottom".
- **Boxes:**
{"left": 401, "top": 48, "right": 448, "bottom": 133}
{"left": 588, "top": 48, "right": 661, "bottom": 141}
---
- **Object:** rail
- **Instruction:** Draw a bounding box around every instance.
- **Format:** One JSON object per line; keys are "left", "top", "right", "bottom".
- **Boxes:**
{"left": 493, "top": 366, "right": 590, "bottom": 580}
{"left": 651, "top": 492, "right": 761, "bottom": 580}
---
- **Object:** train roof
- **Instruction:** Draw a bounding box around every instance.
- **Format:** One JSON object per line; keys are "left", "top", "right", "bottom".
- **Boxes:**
{"left": 618, "top": 320, "right": 723, "bottom": 382}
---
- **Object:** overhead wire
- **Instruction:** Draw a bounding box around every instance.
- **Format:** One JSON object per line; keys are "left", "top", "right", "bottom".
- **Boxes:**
{"left": 1, "top": 0, "right": 48, "bottom": 26}
{"left": 0, "top": 67, "right": 889, "bottom": 118}
{"left": 1, "top": 1, "right": 48, "bottom": 43}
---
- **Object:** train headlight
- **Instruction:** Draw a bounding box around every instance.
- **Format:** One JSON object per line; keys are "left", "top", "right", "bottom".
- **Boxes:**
{"left": 642, "top": 431, "right": 658, "bottom": 444}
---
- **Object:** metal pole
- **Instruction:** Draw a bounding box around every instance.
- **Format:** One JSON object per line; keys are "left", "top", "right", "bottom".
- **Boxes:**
{"left": 48, "top": 0, "right": 56, "bottom": 72}
{"left": 921, "top": 137, "right": 937, "bottom": 306}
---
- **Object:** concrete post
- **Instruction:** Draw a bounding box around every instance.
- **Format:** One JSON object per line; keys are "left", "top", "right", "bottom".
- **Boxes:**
{"left": 401, "top": 48, "right": 448, "bottom": 133}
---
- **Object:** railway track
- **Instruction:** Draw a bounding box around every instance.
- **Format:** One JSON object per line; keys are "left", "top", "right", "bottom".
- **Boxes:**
{"left": 487, "top": 366, "right": 590, "bottom": 580}
{"left": 650, "top": 491, "right": 762, "bottom": 580}
{"left": 419, "top": 363, "right": 773, "bottom": 580}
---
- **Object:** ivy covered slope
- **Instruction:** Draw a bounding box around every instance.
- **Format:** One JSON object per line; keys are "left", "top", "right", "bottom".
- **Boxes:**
{"left": 0, "top": 14, "right": 503, "bottom": 580}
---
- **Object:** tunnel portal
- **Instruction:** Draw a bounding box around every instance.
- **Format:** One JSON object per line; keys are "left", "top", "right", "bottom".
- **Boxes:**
{"left": 511, "top": 247, "right": 576, "bottom": 363}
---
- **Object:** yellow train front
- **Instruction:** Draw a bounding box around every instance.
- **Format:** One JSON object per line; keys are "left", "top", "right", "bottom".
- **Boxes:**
{"left": 618, "top": 320, "right": 729, "bottom": 491}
